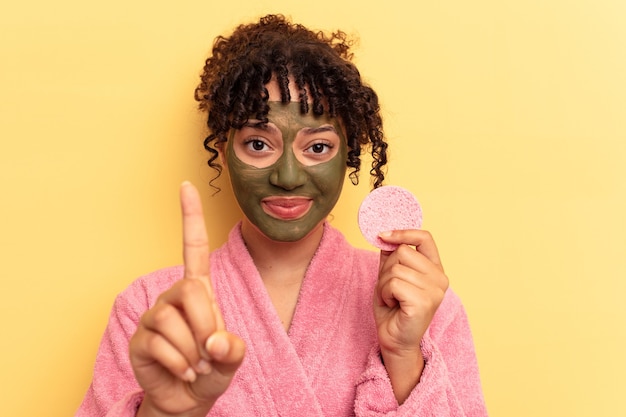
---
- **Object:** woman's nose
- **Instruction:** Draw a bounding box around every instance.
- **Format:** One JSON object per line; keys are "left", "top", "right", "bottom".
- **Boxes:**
{"left": 269, "top": 150, "right": 308, "bottom": 190}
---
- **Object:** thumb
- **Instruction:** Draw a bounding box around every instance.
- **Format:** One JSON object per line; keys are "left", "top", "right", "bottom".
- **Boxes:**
{"left": 205, "top": 331, "right": 246, "bottom": 376}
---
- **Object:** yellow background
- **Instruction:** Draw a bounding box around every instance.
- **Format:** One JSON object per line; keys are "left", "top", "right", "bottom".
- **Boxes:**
{"left": 1, "top": 1, "right": 624, "bottom": 416}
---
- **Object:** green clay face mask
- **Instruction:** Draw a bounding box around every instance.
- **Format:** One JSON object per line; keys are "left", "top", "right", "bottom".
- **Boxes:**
{"left": 226, "top": 102, "right": 348, "bottom": 242}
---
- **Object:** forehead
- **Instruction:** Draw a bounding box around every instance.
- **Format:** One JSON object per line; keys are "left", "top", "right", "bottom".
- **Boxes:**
{"left": 265, "top": 102, "right": 337, "bottom": 129}
{"left": 257, "top": 78, "right": 341, "bottom": 132}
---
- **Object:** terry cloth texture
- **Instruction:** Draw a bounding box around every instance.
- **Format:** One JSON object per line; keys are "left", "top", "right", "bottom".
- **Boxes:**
{"left": 76, "top": 222, "right": 488, "bottom": 416}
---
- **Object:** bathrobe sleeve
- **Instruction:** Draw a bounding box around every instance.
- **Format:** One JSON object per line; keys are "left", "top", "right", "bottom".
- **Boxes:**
{"left": 75, "top": 268, "right": 182, "bottom": 417}
{"left": 354, "top": 289, "right": 488, "bottom": 417}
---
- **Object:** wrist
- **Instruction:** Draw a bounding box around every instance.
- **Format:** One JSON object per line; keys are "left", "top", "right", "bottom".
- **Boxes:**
{"left": 380, "top": 347, "right": 425, "bottom": 405}
{"left": 136, "top": 396, "right": 213, "bottom": 417}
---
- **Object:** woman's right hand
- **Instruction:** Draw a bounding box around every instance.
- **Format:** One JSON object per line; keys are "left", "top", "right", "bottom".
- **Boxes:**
{"left": 129, "top": 182, "right": 246, "bottom": 417}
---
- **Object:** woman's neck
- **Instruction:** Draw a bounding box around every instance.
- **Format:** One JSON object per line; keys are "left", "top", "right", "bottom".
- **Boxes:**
{"left": 240, "top": 218, "right": 325, "bottom": 331}
{"left": 240, "top": 218, "right": 324, "bottom": 285}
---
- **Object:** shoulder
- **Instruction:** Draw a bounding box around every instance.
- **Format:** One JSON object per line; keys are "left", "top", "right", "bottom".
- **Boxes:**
{"left": 427, "top": 288, "right": 471, "bottom": 340}
{"left": 320, "top": 223, "right": 380, "bottom": 292}
{"left": 98, "top": 265, "right": 184, "bottom": 337}
{"left": 114, "top": 265, "right": 184, "bottom": 313}
{"left": 324, "top": 223, "right": 378, "bottom": 264}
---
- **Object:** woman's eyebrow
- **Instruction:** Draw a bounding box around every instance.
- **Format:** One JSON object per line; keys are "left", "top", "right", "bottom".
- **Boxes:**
{"left": 300, "top": 125, "right": 338, "bottom": 135}
{"left": 242, "top": 121, "right": 278, "bottom": 133}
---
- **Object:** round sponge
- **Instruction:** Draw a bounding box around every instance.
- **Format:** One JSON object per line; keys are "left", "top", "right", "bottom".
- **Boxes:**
{"left": 357, "top": 185, "right": 423, "bottom": 251}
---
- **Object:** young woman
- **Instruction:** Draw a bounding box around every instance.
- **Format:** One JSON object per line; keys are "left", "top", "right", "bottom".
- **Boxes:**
{"left": 77, "top": 14, "right": 487, "bottom": 417}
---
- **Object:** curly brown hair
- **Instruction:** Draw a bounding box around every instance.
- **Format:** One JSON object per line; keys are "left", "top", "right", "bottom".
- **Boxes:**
{"left": 194, "top": 14, "right": 387, "bottom": 189}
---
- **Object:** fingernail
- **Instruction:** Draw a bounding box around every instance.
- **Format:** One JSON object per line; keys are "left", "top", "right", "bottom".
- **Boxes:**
{"left": 182, "top": 367, "right": 197, "bottom": 382}
{"left": 378, "top": 231, "right": 393, "bottom": 238}
{"left": 206, "top": 334, "right": 229, "bottom": 359}
{"left": 196, "top": 359, "right": 212, "bottom": 375}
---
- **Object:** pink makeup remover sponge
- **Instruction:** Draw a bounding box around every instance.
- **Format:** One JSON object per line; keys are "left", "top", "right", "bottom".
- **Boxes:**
{"left": 357, "top": 185, "right": 423, "bottom": 251}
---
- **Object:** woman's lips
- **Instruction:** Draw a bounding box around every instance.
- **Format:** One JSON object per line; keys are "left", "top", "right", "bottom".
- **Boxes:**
{"left": 261, "top": 197, "right": 313, "bottom": 220}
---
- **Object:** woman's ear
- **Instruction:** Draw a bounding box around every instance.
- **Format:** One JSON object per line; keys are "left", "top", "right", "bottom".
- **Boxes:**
{"left": 216, "top": 141, "right": 227, "bottom": 167}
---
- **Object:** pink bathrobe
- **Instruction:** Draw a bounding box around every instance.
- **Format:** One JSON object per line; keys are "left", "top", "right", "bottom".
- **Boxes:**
{"left": 77, "top": 223, "right": 488, "bottom": 416}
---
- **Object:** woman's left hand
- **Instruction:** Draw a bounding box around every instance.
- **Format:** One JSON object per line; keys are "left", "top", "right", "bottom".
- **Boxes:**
{"left": 374, "top": 229, "right": 449, "bottom": 403}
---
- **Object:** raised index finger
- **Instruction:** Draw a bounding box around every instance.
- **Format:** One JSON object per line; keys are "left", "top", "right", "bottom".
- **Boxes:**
{"left": 180, "top": 181, "right": 211, "bottom": 282}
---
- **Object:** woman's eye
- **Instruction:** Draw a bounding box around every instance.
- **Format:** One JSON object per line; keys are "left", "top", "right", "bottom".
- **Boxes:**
{"left": 246, "top": 139, "right": 268, "bottom": 152}
{"left": 306, "top": 142, "right": 332, "bottom": 154}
